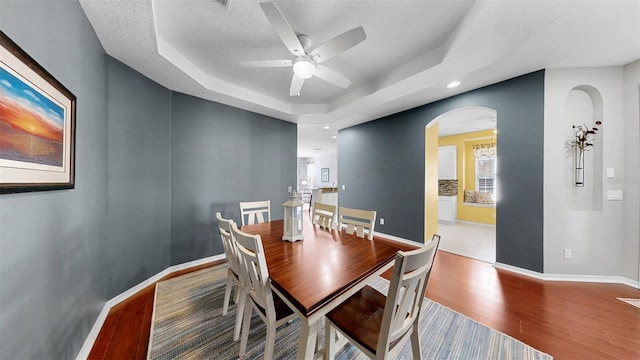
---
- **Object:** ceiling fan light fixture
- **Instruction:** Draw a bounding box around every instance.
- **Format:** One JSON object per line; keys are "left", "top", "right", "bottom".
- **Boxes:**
{"left": 293, "top": 58, "right": 316, "bottom": 79}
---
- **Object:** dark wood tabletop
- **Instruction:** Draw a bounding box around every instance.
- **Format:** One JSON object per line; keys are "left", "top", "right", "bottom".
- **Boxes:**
{"left": 240, "top": 219, "right": 402, "bottom": 317}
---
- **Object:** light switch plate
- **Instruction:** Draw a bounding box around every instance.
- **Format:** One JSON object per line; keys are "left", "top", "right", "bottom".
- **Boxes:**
{"left": 606, "top": 168, "right": 615, "bottom": 178}
{"left": 607, "top": 190, "right": 623, "bottom": 201}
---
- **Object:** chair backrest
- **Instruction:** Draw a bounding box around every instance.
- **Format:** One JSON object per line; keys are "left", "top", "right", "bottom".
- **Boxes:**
{"left": 338, "top": 207, "right": 377, "bottom": 240}
{"left": 230, "top": 222, "right": 276, "bottom": 317}
{"left": 312, "top": 202, "right": 336, "bottom": 229}
{"left": 216, "top": 212, "right": 240, "bottom": 275}
{"left": 239, "top": 200, "right": 271, "bottom": 226}
{"left": 377, "top": 234, "right": 440, "bottom": 355}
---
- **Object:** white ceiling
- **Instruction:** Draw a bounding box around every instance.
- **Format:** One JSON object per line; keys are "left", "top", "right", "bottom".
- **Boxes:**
{"left": 79, "top": 0, "right": 639, "bottom": 157}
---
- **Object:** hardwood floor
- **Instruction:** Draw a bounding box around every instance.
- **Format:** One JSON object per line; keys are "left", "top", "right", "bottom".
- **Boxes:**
{"left": 88, "top": 263, "right": 217, "bottom": 360}
{"left": 88, "top": 252, "right": 640, "bottom": 360}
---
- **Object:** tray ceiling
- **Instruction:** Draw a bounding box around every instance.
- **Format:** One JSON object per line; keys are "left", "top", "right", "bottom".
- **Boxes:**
{"left": 80, "top": 0, "right": 639, "bottom": 156}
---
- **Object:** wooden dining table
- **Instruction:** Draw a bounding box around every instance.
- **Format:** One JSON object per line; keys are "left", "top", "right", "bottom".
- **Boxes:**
{"left": 240, "top": 218, "right": 403, "bottom": 359}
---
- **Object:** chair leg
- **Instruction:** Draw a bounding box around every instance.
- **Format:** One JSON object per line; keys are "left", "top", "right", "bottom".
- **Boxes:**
{"left": 410, "top": 324, "right": 422, "bottom": 360}
{"left": 325, "top": 319, "right": 336, "bottom": 360}
{"left": 222, "top": 271, "right": 234, "bottom": 316}
{"left": 315, "top": 321, "right": 322, "bottom": 352}
{"left": 264, "top": 320, "right": 277, "bottom": 360}
{"left": 233, "top": 278, "right": 240, "bottom": 304}
{"left": 239, "top": 299, "right": 253, "bottom": 357}
{"left": 233, "top": 286, "right": 246, "bottom": 341}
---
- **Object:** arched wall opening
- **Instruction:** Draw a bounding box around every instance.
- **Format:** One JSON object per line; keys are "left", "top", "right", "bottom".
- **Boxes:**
{"left": 426, "top": 107, "right": 498, "bottom": 262}
{"left": 564, "top": 85, "right": 604, "bottom": 211}
{"left": 338, "top": 70, "right": 545, "bottom": 272}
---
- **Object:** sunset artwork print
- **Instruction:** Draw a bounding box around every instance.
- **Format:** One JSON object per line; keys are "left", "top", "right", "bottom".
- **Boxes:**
{"left": 1, "top": 30, "right": 76, "bottom": 194}
{"left": 0, "top": 66, "right": 65, "bottom": 168}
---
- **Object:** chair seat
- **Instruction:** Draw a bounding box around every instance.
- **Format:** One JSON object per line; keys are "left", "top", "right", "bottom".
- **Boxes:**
{"left": 255, "top": 291, "right": 295, "bottom": 321}
{"left": 326, "top": 235, "right": 441, "bottom": 360}
{"left": 326, "top": 285, "right": 386, "bottom": 354}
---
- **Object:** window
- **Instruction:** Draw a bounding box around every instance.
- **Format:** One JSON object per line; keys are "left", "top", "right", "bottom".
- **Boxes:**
{"left": 306, "top": 162, "right": 315, "bottom": 187}
{"left": 476, "top": 157, "right": 497, "bottom": 199}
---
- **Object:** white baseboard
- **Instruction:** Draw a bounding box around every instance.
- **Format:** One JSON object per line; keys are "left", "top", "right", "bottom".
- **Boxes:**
{"left": 370, "top": 232, "right": 640, "bottom": 290}
{"left": 373, "top": 231, "right": 424, "bottom": 247}
{"left": 76, "top": 254, "right": 226, "bottom": 360}
{"left": 494, "top": 262, "right": 640, "bottom": 289}
{"left": 373, "top": 232, "right": 640, "bottom": 289}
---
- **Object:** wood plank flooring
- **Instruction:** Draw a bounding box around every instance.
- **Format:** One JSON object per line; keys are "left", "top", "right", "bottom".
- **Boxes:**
{"left": 88, "top": 251, "right": 640, "bottom": 360}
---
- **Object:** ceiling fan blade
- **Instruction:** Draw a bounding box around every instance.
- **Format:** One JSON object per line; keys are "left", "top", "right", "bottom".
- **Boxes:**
{"left": 239, "top": 60, "right": 293, "bottom": 68}
{"left": 309, "top": 26, "right": 366, "bottom": 64}
{"left": 260, "top": 2, "right": 305, "bottom": 57}
{"left": 314, "top": 65, "right": 351, "bottom": 88}
{"left": 289, "top": 75, "right": 305, "bottom": 96}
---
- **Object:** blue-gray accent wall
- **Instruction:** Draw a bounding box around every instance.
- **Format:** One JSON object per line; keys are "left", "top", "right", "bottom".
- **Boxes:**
{"left": 0, "top": 1, "right": 297, "bottom": 358}
{"left": 106, "top": 57, "right": 173, "bottom": 293}
{"left": 339, "top": 71, "right": 545, "bottom": 272}
{"left": 169, "top": 92, "right": 297, "bottom": 265}
{"left": 0, "top": 0, "right": 541, "bottom": 358}
{"left": 1, "top": 1, "right": 111, "bottom": 358}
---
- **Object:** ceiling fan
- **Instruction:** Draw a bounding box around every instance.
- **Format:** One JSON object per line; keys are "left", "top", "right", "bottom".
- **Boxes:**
{"left": 240, "top": 2, "right": 367, "bottom": 96}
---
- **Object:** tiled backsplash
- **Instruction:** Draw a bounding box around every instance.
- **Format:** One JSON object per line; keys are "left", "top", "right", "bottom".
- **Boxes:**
{"left": 438, "top": 179, "right": 458, "bottom": 196}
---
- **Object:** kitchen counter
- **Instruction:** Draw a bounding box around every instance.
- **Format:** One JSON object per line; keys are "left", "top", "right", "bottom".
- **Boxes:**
{"left": 311, "top": 188, "right": 338, "bottom": 209}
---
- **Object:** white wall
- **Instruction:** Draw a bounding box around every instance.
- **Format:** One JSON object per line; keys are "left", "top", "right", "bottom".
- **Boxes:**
{"left": 622, "top": 60, "right": 640, "bottom": 281}
{"left": 303, "top": 154, "right": 338, "bottom": 188}
{"left": 544, "top": 65, "right": 639, "bottom": 282}
{"left": 297, "top": 157, "right": 309, "bottom": 190}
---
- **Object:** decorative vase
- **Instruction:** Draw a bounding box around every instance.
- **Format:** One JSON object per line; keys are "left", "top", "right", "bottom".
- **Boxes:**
{"left": 575, "top": 146, "right": 585, "bottom": 187}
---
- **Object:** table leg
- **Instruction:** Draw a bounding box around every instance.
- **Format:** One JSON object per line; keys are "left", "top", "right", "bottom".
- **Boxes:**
{"left": 296, "top": 316, "right": 319, "bottom": 360}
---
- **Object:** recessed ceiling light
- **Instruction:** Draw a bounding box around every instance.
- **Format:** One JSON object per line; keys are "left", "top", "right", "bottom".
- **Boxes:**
{"left": 323, "top": 126, "right": 330, "bottom": 130}
{"left": 447, "top": 81, "right": 460, "bottom": 89}
{"left": 332, "top": 136, "right": 337, "bottom": 139}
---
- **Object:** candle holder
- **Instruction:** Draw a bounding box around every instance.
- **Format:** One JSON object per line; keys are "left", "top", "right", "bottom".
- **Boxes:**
{"left": 282, "top": 190, "right": 304, "bottom": 242}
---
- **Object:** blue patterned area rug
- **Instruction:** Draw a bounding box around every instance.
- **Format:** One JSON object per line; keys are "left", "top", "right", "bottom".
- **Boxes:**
{"left": 147, "top": 265, "right": 553, "bottom": 359}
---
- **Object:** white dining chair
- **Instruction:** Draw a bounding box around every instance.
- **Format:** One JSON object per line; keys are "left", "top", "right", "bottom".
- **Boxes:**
{"left": 325, "top": 234, "right": 440, "bottom": 360}
{"left": 312, "top": 202, "right": 336, "bottom": 229}
{"left": 231, "top": 222, "right": 298, "bottom": 359}
{"left": 338, "top": 207, "right": 377, "bottom": 240}
{"left": 216, "top": 212, "right": 245, "bottom": 341}
{"left": 239, "top": 200, "right": 271, "bottom": 226}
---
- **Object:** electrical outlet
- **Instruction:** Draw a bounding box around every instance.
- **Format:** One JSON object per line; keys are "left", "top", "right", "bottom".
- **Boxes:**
{"left": 380, "top": 218, "right": 385, "bottom": 225}
{"left": 342, "top": 184, "right": 346, "bottom": 190}
{"left": 563, "top": 249, "right": 572, "bottom": 259}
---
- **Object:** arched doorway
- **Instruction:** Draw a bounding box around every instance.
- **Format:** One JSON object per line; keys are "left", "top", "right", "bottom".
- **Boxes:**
{"left": 426, "top": 107, "right": 498, "bottom": 263}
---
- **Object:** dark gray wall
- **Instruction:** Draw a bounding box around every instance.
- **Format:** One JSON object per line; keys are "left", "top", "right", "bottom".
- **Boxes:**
{"left": 106, "top": 58, "right": 172, "bottom": 293}
{"left": 0, "top": 1, "right": 172, "bottom": 358}
{"left": 339, "top": 71, "right": 545, "bottom": 272}
{"left": 0, "top": 1, "right": 297, "bottom": 358}
{"left": 0, "top": 1, "right": 109, "bottom": 358}
{"left": 170, "top": 92, "right": 297, "bottom": 265}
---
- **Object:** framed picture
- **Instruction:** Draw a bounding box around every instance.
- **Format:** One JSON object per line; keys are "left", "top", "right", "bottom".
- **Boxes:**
{"left": 0, "top": 31, "right": 76, "bottom": 194}
{"left": 321, "top": 168, "right": 329, "bottom": 182}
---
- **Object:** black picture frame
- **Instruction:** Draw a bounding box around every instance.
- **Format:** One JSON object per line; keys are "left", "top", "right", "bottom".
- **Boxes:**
{"left": 0, "top": 31, "right": 76, "bottom": 194}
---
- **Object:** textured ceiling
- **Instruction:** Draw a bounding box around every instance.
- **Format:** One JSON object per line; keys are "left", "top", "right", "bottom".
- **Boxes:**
{"left": 79, "top": 0, "right": 640, "bottom": 157}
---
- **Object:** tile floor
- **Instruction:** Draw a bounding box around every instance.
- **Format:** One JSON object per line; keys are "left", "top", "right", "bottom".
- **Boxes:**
{"left": 437, "top": 221, "right": 496, "bottom": 263}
